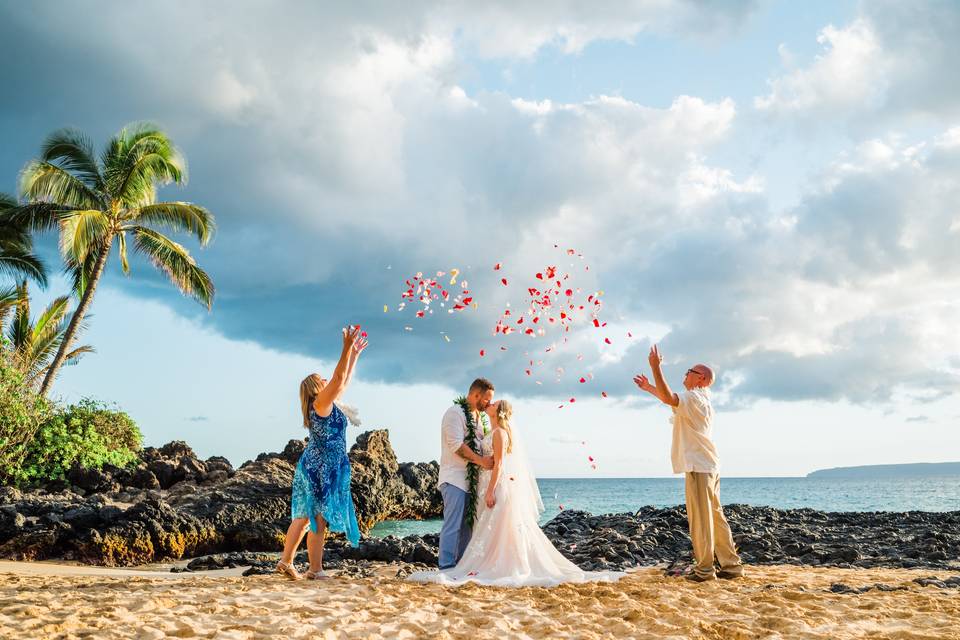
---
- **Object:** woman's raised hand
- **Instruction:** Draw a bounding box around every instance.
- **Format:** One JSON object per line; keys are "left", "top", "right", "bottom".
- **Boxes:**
{"left": 342, "top": 325, "right": 361, "bottom": 349}
{"left": 353, "top": 335, "right": 368, "bottom": 355}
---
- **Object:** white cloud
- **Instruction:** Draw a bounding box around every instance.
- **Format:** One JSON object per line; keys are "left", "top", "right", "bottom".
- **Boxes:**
{"left": 755, "top": 19, "right": 885, "bottom": 115}
{"left": 755, "top": 2, "right": 960, "bottom": 124}
{"left": 3, "top": 0, "right": 960, "bottom": 415}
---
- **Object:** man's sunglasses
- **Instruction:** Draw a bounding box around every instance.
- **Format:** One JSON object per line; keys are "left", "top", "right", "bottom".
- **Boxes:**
{"left": 686, "top": 369, "right": 704, "bottom": 377}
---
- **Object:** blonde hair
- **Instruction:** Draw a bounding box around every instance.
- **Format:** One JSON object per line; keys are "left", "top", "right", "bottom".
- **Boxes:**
{"left": 496, "top": 399, "right": 514, "bottom": 454}
{"left": 299, "top": 374, "right": 325, "bottom": 428}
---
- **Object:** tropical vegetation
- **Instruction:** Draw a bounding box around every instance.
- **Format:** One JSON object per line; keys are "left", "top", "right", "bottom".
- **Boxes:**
{"left": 0, "top": 352, "right": 142, "bottom": 486}
{"left": 0, "top": 192, "right": 47, "bottom": 286}
{"left": 3, "top": 122, "right": 216, "bottom": 396}
{"left": 0, "top": 121, "right": 215, "bottom": 485}
{"left": 0, "top": 280, "right": 93, "bottom": 388}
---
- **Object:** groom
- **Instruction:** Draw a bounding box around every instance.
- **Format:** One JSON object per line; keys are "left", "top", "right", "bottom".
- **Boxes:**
{"left": 437, "top": 378, "right": 495, "bottom": 569}
{"left": 634, "top": 345, "right": 744, "bottom": 582}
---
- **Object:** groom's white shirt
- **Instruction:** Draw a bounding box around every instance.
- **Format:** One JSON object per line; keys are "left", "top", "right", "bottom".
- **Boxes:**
{"left": 439, "top": 404, "right": 474, "bottom": 492}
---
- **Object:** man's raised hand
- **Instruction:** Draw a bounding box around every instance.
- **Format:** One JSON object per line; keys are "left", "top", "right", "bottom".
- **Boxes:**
{"left": 634, "top": 374, "right": 654, "bottom": 393}
{"left": 648, "top": 345, "right": 663, "bottom": 370}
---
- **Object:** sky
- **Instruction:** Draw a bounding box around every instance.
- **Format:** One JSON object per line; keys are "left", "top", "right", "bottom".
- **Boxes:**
{"left": 1, "top": 0, "right": 959, "bottom": 477}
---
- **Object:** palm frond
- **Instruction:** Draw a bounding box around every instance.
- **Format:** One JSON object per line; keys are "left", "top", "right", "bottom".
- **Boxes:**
{"left": 0, "top": 194, "right": 49, "bottom": 286}
{"left": 63, "top": 344, "right": 95, "bottom": 365}
{"left": 20, "top": 160, "right": 102, "bottom": 210}
{"left": 0, "top": 285, "right": 18, "bottom": 329}
{"left": 7, "top": 281, "right": 31, "bottom": 353}
{"left": 58, "top": 209, "right": 111, "bottom": 263}
{"left": 1, "top": 202, "right": 76, "bottom": 234}
{"left": 32, "top": 295, "right": 70, "bottom": 343}
{"left": 117, "top": 230, "right": 130, "bottom": 274}
{"left": 39, "top": 127, "right": 103, "bottom": 191}
{"left": 134, "top": 202, "right": 215, "bottom": 245}
{"left": 0, "top": 247, "right": 47, "bottom": 286}
{"left": 103, "top": 123, "right": 186, "bottom": 207}
{"left": 65, "top": 245, "right": 103, "bottom": 298}
{"left": 132, "top": 226, "right": 214, "bottom": 309}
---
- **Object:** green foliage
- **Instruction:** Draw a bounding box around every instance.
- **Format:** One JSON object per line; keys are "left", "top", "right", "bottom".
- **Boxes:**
{"left": 3, "top": 122, "right": 216, "bottom": 397}
{"left": 15, "top": 399, "right": 142, "bottom": 484}
{"left": 0, "top": 353, "right": 141, "bottom": 485}
{"left": 2, "top": 280, "right": 94, "bottom": 387}
{"left": 0, "top": 351, "right": 53, "bottom": 480}
{"left": 0, "top": 192, "right": 47, "bottom": 286}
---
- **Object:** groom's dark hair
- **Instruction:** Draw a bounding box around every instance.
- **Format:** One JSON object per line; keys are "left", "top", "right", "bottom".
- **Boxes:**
{"left": 469, "top": 378, "right": 495, "bottom": 394}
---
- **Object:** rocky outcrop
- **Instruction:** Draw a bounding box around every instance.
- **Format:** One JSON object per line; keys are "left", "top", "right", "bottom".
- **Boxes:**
{"left": 4, "top": 431, "right": 959, "bottom": 573}
{"left": 540, "top": 506, "right": 960, "bottom": 572}
{"left": 0, "top": 430, "right": 440, "bottom": 565}
{"left": 175, "top": 504, "right": 960, "bottom": 577}
{"left": 349, "top": 430, "right": 442, "bottom": 531}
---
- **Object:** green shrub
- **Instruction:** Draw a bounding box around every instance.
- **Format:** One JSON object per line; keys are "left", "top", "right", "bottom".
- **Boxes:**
{"left": 0, "top": 351, "right": 53, "bottom": 481}
{"left": 12, "top": 399, "right": 143, "bottom": 485}
{"left": 1, "top": 353, "right": 143, "bottom": 485}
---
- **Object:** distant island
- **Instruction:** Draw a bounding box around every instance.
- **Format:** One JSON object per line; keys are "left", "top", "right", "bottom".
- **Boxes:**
{"left": 808, "top": 462, "right": 960, "bottom": 479}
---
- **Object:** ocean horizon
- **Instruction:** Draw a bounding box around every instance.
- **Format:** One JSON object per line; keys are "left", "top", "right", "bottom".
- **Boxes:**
{"left": 371, "top": 475, "right": 960, "bottom": 537}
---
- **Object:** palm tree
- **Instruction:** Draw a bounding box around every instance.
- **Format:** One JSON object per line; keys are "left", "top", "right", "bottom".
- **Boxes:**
{"left": 2, "top": 280, "right": 93, "bottom": 387}
{"left": 3, "top": 123, "right": 215, "bottom": 396}
{"left": 0, "top": 192, "right": 47, "bottom": 287}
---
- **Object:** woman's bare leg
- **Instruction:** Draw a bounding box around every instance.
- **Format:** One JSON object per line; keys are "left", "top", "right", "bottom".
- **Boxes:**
{"left": 306, "top": 517, "right": 328, "bottom": 573}
{"left": 281, "top": 518, "right": 309, "bottom": 564}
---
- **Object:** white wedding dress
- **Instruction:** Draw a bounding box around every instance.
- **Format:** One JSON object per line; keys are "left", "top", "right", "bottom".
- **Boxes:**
{"left": 408, "top": 428, "right": 624, "bottom": 588}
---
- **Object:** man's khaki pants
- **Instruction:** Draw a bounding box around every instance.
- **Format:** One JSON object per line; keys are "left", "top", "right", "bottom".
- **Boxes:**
{"left": 685, "top": 472, "right": 743, "bottom": 579}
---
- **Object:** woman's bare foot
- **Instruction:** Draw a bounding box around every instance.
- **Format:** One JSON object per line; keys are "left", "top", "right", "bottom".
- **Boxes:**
{"left": 276, "top": 560, "right": 303, "bottom": 580}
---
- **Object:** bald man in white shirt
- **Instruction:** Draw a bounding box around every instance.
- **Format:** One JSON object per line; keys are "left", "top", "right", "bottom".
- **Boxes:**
{"left": 635, "top": 345, "right": 743, "bottom": 582}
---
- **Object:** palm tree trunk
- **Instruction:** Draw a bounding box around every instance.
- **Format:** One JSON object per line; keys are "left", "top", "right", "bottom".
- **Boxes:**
{"left": 38, "top": 235, "right": 113, "bottom": 397}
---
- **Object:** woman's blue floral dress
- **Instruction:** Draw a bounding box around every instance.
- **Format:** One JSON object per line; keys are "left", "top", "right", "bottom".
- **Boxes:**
{"left": 290, "top": 404, "right": 359, "bottom": 546}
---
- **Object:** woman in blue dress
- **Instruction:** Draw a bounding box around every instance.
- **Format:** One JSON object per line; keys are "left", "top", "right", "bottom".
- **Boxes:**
{"left": 277, "top": 325, "right": 367, "bottom": 580}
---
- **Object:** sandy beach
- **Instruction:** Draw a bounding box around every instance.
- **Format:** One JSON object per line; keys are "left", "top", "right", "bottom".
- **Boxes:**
{"left": 2, "top": 562, "right": 958, "bottom": 639}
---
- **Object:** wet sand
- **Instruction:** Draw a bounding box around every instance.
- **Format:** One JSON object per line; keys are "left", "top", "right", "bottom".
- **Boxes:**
{"left": 2, "top": 562, "right": 958, "bottom": 639}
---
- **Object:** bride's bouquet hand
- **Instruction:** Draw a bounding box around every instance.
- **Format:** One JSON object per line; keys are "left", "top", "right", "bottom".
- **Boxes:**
{"left": 485, "top": 491, "right": 496, "bottom": 508}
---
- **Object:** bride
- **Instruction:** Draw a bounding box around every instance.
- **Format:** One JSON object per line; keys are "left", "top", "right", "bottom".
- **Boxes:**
{"left": 408, "top": 400, "right": 624, "bottom": 587}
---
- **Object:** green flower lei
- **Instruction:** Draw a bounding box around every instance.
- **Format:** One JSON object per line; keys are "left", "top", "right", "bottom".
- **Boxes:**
{"left": 454, "top": 395, "right": 489, "bottom": 526}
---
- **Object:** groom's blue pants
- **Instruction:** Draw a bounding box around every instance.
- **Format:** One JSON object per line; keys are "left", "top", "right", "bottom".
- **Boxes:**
{"left": 438, "top": 483, "right": 472, "bottom": 569}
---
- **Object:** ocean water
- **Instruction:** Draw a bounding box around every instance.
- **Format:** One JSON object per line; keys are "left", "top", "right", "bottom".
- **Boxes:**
{"left": 370, "top": 475, "right": 960, "bottom": 538}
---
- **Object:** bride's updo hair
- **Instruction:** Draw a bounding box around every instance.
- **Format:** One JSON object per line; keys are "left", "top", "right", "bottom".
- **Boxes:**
{"left": 496, "top": 399, "right": 514, "bottom": 454}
